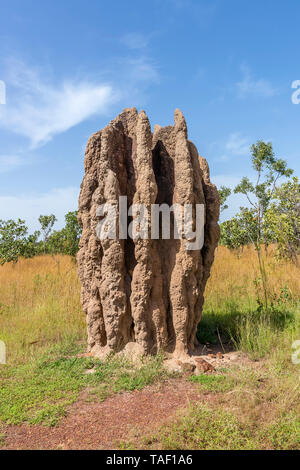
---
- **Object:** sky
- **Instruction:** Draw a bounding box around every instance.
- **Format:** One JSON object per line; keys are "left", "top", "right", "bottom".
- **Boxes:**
{"left": 0, "top": 0, "right": 300, "bottom": 232}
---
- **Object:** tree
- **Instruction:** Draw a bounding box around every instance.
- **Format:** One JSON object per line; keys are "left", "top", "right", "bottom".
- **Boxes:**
{"left": 0, "top": 219, "right": 39, "bottom": 264}
{"left": 233, "top": 141, "right": 293, "bottom": 248}
{"left": 220, "top": 208, "right": 258, "bottom": 250}
{"left": 218, "top": 186, "right": 232, "bottom": 213}
{"left": 63, "top": 211, "right": 82, "bottom": 257}
{"left": 46, "top": 211, "right": 82, "bottom": 257}
{"left": 38, "top": 214, "right": 57, "bottom": 253}
{"left": 222, "top": 141, "right": 293, "bottom": 309}
{"left": 264, "top": 177, "right": 300, "bottom": 263}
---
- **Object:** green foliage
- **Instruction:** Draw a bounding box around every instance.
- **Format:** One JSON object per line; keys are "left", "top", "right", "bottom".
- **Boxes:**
{"left": 0, "top": 211, "right": 82, "bottom": 264}
{"left": 264, "top": 177, "right": 300, "bottom": 263}
{"left": 47, "top": 211, "right": 82, "bottom": 257}
{"left": 220, "top": 141, "right": 294, "bottom": 310}
{"left": 0, "top": 219, "right": 40, "bottom": 264}
{"left": 220, "top": 141, "right": 293, "bottom": 252}
{"left": 220, "top": 208, "right": 258, "bottom": 249}
{"left": 38, "top": 214, "right": 57, "bottom": 253}
{"left": 218, "top": 186, "right": 231, "bottom": 213}
{"left": 232, "top": 141, "right": 293, "bottom": 249}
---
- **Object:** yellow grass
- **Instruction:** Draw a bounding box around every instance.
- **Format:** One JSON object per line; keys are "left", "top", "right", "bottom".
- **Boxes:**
{"left": 0, "top": 255, "right": 86, "bottom": 364}
{"left": 206, "top": 245, "right": 300, "bottom": 311}
{"left": 0, "top": 246, "right": 299, "bottom": 363}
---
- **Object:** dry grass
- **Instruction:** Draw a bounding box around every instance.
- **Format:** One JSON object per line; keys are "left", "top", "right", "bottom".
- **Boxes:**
{"left": 0, "top": 248, "right": 299, "bottom": 448}
{"left": 0, "top": 255, "right": 85, "bottom": 364}
{"left": 0, "top": 246, "right": 299, "bottom": 364}
{"left": 206, "top": 245, "right": 300, "bottom": 311}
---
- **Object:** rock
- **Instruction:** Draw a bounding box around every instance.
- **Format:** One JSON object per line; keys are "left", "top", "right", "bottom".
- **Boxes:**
{"left": 194, "top": 358, "right": 215, "bottom": 373}
{"left": 180, "top": 362, "right": 196, "bottom": 374}
{"left": 120, "top": 342, "right": 146, "bottom": 362}
{"left": 164, "top": 359, "right": 182, "bottom": 373}
{"left": 83, "top": 368, "right": 96, "bottom": 375}
{"left": 77, "top": 108, "right": 220, "bottom": 359}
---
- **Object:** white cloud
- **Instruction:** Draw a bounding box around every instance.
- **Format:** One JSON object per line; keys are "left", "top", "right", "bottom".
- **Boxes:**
{"left": 225, "top": 132, "right": 249, "bottom": 156}
{"left": 121, "top": 32, "right": 149, "bottom": 50}
{"left": 123, "top": 57, "right": 160, "bottom": 84}
{"left": 212, "top": 174, "right": 243, "bottom": 189}
{"left": 0, "top": 187, "right": 79, "bottom": 231}
{"left": 0, "top": 154, "right": 25, "bottom": 173}
{"left": 217, "top": 132, "right": 250, "bottom": 162}
{"left": 236, "top": 65, "right": 277, "bottom": 98}
{"left": 0, "top": 61, "right": 118, "bottom": 148}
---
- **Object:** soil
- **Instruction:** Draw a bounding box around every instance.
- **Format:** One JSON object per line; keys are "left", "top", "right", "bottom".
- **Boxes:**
{"left": 1, "top": 379, "right": 206, "bottom": 450}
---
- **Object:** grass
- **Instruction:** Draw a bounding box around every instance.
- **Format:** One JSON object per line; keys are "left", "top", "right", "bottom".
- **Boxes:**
{"left": 199, "top": 246, "right": 300, "bottom": 361}
{"left": 189, "top": 373, "right": 234, "bottom": 392}
{"left": 0, "top": 246, "right": 299, "bottom": 448}
{"left": 138, "top": 404, "right": 258, "bottom": 450}
{"left": 125, "top": 401, "right": 300, "bottom": 450}
{"left": 0, "top": 255, "right": 85, "bottom": 365}
{"left": 0, "top": 340, "right": 168, "bottom": 426}
{"left": 121, "top": 363, "right": 300, "bottom": 450}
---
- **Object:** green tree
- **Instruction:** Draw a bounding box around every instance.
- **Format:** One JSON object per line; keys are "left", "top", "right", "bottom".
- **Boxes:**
{"left": 0, "top": 219, "right": 39, "bottom": 264}
{"left": 220, "top": 208, "right": 258, "bottom": 250}
{"left": 222, "top": 141, "right": 293, "bottom": 309}
{"left": 264, "top": 177, "right": 300, "bottom": 264}
{"left": 233, "top": 141, "right": 293, "bottom": 247}
{"left": 218, "top": 186, "right": 232, "bottom": 213}
{"left": 47, "top": 211, "right": 82, "bottom": 257}
{"left": 38, "top": 214, "right": 57, "bottom": 253}
{"left": 63, "top": 211, "right": 82, "bottom": 257}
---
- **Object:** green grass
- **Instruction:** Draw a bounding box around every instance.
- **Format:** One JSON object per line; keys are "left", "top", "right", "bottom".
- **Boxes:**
{"left": 189, "top": 373, "right": 234, "bottom": 393}
{"left": 198, "top": 300, "right": 300, "bottom": 361}
{"left": 0, "top": 341, "right": 168, "bottom": 426}
{"left": 1, "top": 251, "right": 299, "bottom": 449}
{"left": 121, "top": 362, "right": 300, "bottom": 450}
{"left": 130, "top": 404, "right": 258, "bottom": 450}
{"left": 266, "top": 412, "right": 300, "bottom": 450}
{"left": 124, "top": 402, "right": 300, "bottom": 450}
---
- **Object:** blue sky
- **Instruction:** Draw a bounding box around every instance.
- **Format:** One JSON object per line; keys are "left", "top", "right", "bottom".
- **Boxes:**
{"left": 0, "top": 0, "right": 300, "bottom": 231}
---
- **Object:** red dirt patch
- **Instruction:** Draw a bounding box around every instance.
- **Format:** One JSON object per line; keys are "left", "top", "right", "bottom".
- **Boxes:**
{"left": 2, "top": 379, "right": 205, "bottom": 450}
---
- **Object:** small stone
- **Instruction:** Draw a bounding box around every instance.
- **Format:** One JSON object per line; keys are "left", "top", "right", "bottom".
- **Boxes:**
{"left": 84, "top": 368, "right": 96, "bottom": 375}
{"left": 194, "top": 358, "right": 215, "bottom": 373}
{"left": 181, "top": 363, "right": 196, "bottom": 373}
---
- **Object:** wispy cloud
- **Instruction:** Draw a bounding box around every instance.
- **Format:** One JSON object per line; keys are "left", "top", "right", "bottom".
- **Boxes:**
{"left": 0, "top": 154, "right": 25, "bottom": 173}
{"left": 122, "top": 56, "right": 160, "bottom": 84}
{"left": 0, "top": 187, "right": 79, "bottom": 231}
{"left": 225, "top": 132, "right": 249, "bottom": 156}
{"left": 236, "top": 65, "right": 277, "bottom": 98}
{"left": 121, "top": 32, "right": 149, "bottom": 50}
{"left": 217, "top": 132, "right": 250, "bottom": 162}
{"left": 0, "top": 61, "right": 118, "bottom": 148}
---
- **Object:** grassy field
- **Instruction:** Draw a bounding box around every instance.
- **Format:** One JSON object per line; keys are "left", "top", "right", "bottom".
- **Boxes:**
{"left": 0, "top": 247, "right": 299, "bottom": 449}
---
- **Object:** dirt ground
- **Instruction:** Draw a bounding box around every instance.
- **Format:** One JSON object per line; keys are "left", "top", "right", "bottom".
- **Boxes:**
{"left": 1, "top": 379, "right": 207, "bottom": 450}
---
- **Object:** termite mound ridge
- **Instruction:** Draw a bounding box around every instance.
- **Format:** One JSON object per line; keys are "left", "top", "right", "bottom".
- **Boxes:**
{"left": 77, "top": 108, "right": 220, "bottom": 360}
